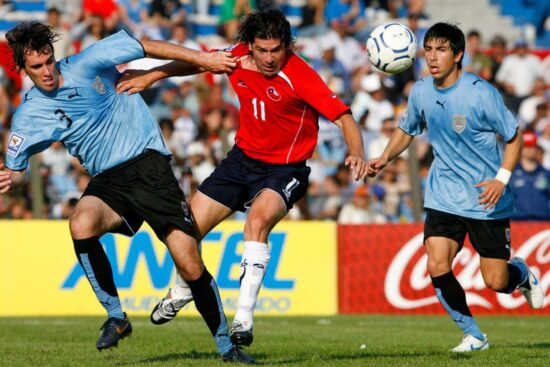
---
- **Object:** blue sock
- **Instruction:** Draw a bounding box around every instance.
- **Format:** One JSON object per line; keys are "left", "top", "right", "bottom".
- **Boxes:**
{"left": 73, "top": 237, "right": 124, "bottom": 319}
{"left": 432, "top": 272, "right": 484, "bottom": 341}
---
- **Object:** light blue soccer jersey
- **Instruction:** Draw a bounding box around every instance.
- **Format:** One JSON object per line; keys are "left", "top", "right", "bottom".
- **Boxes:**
{"left": 5, "top": 30, "right": 170, "bottom": 176}
{"left": 400, "top": 72, "right": 518, "bottom": 219}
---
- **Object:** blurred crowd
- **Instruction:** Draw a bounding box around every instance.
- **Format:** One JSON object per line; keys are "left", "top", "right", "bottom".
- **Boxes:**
{"left": 0, "top": 0, "right": 549, "bottom": 222}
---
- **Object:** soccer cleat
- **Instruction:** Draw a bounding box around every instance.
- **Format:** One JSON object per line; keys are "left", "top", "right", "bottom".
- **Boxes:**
{"left": 230, "top": 321, "right": 253, "bottom": 347}
{"left": 96, "top": 313, "right": 132, "bottom": 350}
{"left": 511, "top": 257, "right": 545, "bottom": 309}
{"left": 150, "top": 288, "right": 193, "bottom": 325}
{"left": 451, "top": 334, "right": 489, "bottom": 352}
{"left": 221, "top": 346, "right": 256, "bottom": 364}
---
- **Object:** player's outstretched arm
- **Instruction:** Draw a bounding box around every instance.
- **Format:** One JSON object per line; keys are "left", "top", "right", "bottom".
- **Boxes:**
{"left": 334, "top": 113, "right": 368, "bottom": 181}
{"left": 367, "top": 128, "right": 413, "bottom": 177}
{"left": 140, "top": 39, "right": 236, "bottom": 74}
{"left": 476, "top": 131, "right": 522, "bottom": 209}
{"left": 0, "top": 163, "right": 26, "bottom": 193}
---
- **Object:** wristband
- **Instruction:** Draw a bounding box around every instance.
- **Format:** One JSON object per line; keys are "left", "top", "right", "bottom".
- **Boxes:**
{"left": 495, "top": 168, "right": 512, "bottom": 185}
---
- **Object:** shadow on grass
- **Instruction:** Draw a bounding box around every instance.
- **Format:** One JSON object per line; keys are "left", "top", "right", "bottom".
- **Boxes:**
{"left": 266, "top": 351, "right": 446, "bottom": 365}
{"left": 510, "top": 342, "right": 550, "bottom": 349}
{"left": 133, "top": 351, "right": 270, "bottom": 365}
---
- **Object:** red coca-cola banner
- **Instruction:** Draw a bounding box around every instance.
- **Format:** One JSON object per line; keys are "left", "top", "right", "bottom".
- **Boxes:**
{"left": 338, "top": 223, "right": 550, "bottom": 314}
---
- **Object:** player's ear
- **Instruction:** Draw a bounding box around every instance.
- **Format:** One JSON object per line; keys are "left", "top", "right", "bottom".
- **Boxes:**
{"left": 18, "top": 66, "right": 27, "bottom": 78}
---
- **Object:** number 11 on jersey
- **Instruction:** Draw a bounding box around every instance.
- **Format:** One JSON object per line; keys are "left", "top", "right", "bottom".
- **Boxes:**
{"left": 252, "top": 98, "right": 266, "bottom": 122}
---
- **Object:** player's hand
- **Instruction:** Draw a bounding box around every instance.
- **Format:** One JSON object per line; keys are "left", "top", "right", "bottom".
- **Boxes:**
{"left": 476, "top": 179, "right": 505, "bottom": 210}
{"left": 345, "top": 155, "right": 368, "bottom": 181}
{"left": 200, "top": 51, "right": 236, "bottom": 74}
{"left": 116, "top": 69, "right": 157, "bottom": 95}
{"left": 366, "top": 156, "right": 389, "bottom": 178}
{"left": 0, "top": 163, "right": 12, "bottom": 194}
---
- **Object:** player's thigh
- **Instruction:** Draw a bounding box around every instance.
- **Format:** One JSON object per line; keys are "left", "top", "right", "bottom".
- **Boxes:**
{"left": 190, "top": 191, "right": 234, "bottom": 241}
{"left": 466, "top": 218, "right": 511, "bottom": 260}
{"left": 244, "top": 189, "right": 288, "bottom": 242}
{"left": 424, "top": 209, "right": 466, "bottom": 275}
{"left": 70, "top": 195, "right": 123, "bottom": 239}
{"left": 479, "top": 257, "right": 509, "bottom": 290}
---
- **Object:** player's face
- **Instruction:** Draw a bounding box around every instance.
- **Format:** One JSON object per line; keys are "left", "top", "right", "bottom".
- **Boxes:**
{"left": 249, "top": 38, "right": 287, "bottom": 77}
{"left": 424, "top": 38, "right": 463, "bottom": 87}
{"left": 22, "top": 46, "right": 59, "bottom": 92}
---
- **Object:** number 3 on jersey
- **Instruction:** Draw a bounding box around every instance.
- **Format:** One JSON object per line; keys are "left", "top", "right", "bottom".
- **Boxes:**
{"left": 252, "top": 98, "right": 266, "bottom": 122}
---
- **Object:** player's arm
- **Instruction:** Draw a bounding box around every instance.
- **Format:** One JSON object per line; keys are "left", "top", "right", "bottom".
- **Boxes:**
{"left": 367, "top": 128, "right": 414, "bottom": 177}
{"left": 0, "top": 163, "right": 26, "bottom": 193}
{"left": 334, "top": 113, "right": 368, "bottom": 181}
{"left": 476, "top": 131, "right": 522, "bottom": 209}
{"left": 140, "top": 40, "right": 236, "bottom": 74}
{"left": 116, "top": 61, "right": 201, "bottom": 94}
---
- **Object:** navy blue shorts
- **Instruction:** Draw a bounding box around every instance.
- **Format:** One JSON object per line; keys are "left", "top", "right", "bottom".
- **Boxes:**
{"left": 198, "top": 145, "right": 311, "bottom": 212}
{"left": 424, "top": 208, "right": 511, "bottom": 260}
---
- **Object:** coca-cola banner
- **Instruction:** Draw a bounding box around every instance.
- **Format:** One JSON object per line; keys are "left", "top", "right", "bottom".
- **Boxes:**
{"left": 338, "top": 223, "right": 550, "bottom": 314}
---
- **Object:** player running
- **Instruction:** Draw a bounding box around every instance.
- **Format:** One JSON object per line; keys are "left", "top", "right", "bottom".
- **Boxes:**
{"left": 367, "top": 22, "right": 544, "bottom": 352}
{"left": 117, "top": 8, "right": 368, "bottom": 347}
{"left": 0, "top": 21, "right": 254, "bottom": 363}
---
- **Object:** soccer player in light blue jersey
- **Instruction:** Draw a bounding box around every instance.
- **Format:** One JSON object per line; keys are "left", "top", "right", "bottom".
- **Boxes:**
{"left": 367, "top": 22, "right": 544, "bottom": 352}
{"left": 0, "top": 21, "right": 254, "bottom": 363}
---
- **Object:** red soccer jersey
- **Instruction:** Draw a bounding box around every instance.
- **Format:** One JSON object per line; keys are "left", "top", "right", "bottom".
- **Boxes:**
{"left": 227, "top": 43, "right": 350, "bottom": 164}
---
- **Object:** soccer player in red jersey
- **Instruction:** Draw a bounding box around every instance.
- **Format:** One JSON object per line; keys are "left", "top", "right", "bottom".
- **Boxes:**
{"left": 117, "top": 8, "right": 368, "bottom": 347}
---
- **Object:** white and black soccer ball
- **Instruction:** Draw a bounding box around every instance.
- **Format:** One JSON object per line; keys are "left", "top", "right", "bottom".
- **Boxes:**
{"left": 366, "top": 22, "right": 417, "bottom": 75}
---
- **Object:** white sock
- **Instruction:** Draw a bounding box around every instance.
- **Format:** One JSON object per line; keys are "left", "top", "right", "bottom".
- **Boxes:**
{"left": 173, "top": 273, "right": 193, "bottom": 299}
{"left": 234, "top": 241, "right": 270, "bottom": 329}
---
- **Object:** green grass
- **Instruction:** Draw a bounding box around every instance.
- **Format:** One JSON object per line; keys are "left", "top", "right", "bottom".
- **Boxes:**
{"left": 0, "top": 315, "right": 549, "bottom": 366}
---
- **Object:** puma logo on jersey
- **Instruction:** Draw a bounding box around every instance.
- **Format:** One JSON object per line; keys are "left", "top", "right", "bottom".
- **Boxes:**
{"left": 68, "top": 88, "right": 81, "bottom": 99}
{"left": 436, "top": 100, "right": 446, "bottom": 110}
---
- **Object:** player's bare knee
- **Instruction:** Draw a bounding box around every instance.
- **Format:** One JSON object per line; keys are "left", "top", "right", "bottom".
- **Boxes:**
{"left": 243, "top": 216, "right": 270, "bottom": 239}
{"left": 69, "top": 211, "right": 100, "bottom": 238}
{"left": 177, "top": 261, "right": 204, "bottom": 281}
{"left": 427, "top": 259, "right": 451, "bottom": 276}
{"left": 484, "top": 275, "right": 507, "bottom": 291}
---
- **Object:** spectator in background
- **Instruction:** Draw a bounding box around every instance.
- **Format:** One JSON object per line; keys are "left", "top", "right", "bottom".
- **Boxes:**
{"left": 325, "top": 0, "right": 369, "bottom": 42}
{"left": 464, "top": 30, "right": 493, "bottom": 81}
{"left": 538, "top": 121, "right": 550, "bottom": 170}
{"left": 83, "top": 0, "right": 120, "bottom": 33}
{"left": 70, "top": 14, "right": 109, "bottom": 50}
{"left": 311, "top": 40, "right": 351, "bottom": 104}
{"left": 219, "top": 0, "right": 255, "bottom": 41}
{"left": 510, "top": 131, "right": 550, "bottom": 220}
{"left": 298, "top": 0, "right": 327, "bottom": 38}
{"left": 338, "top": 184, "right": 386, "bottom": 224}
{"left": 149, "top": 0, "right": 186, "bottom": 39}
{"left": 117, "top": 0, "right": 150, "bottom": 36}
{"left": 518, "top": 79, "right": 547, "bottom": 129}
{"left": 488, "top": 35, "right": 507, "bottom": 86}
{"left": 351, "top": 73, "right": 394, "bottom": 133}
{"left": 46, "top": 7, "right": 73, "bottom": 59}
{"left": 495, "top": 38, "right": 543, "bottom": 113}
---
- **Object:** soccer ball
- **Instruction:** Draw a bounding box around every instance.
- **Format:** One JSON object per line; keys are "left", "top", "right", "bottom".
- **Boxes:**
{"left": 366, "top": 22, "right": 417, "bottom": 75}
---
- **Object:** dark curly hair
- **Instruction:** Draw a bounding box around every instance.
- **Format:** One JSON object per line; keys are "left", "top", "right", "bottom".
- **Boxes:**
{"left": 6, "top": 21, "right": 59, "bottom": 69}
{"left": 237, "top": 9, "right": 295, "bottom": 50}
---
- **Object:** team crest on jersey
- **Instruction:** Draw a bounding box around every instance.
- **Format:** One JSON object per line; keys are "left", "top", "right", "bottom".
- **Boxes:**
{"left": 7, "top": 133, "right": 25, "bottom": 156}
{"left": 266, "top": 86, "right": 281, "bottom": 101}
{"left": 92, "top": 76, "right": 107, "bottom": 94}
{"left": 452, "top": 115, "right": 466, "bottom": 133}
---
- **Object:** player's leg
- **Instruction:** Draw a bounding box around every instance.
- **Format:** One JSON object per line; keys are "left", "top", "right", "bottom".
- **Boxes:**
{"left": 424, "top": 209, "right": 487, "bottom": 352}
{"left": 150, "top": 191, "right": 234, "bottom": 324}
{"left": 231, "top": 189, "right": 287, "bottom": 346}
{"left": 163, "top": 228, "right": 254, "bottom": 363}
{"left": 69, "top": 195, "right": 133, "bottom": 350}
{"left": 469, "top": 219, "right": 544, "bottom": 309}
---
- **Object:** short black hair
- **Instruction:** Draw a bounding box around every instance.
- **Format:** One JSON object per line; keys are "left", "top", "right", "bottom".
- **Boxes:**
{"left": 6, "top": 21, "right": 59, "bottom": 69}
{"left": 424, "top": 22, "right": 465, "bottom": 69}
{"left": 237, "top": 8, "right": 295, "bottom": 50}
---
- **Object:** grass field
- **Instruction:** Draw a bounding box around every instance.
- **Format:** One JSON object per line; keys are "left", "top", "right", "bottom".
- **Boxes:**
{"left": 1, "top": 315, "right": 549, "bottom": 366}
